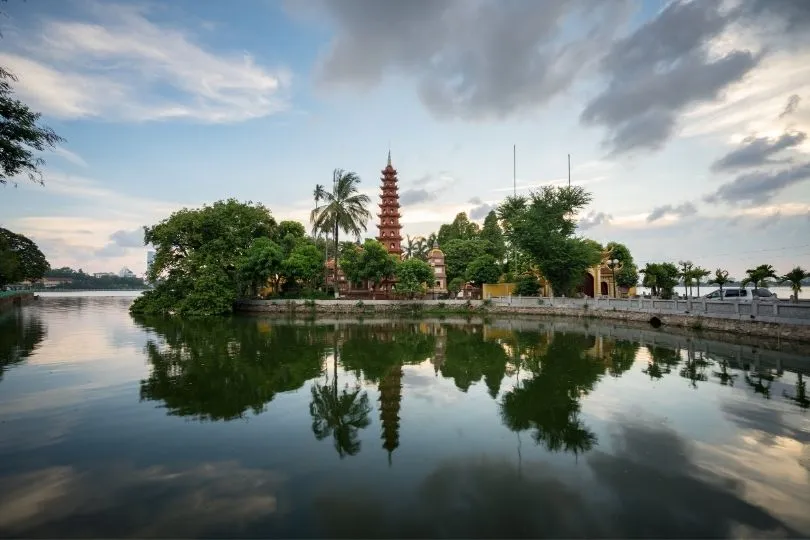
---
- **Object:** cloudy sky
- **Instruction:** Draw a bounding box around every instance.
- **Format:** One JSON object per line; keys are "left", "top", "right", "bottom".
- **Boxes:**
{"left": 1, "top": 0, "right": 809, "bottom": 278}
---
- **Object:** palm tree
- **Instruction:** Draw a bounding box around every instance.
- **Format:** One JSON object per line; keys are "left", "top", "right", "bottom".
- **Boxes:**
{"left": 309, "top": 328, "right": 372, "bottom": 458}
{"left": 693, "top": 266, "right": 710, "bottom": 297}
{"left": 314, "top": 184, "right": 328, "bottom": 288}
{"left": 780, "top": 266, "right": 810, "bottom": 303}
{"left": 310, "top": 170, "right": 372, "bottom": 298}
{"left": 414, "top": 236, "right": 429, "bottom": 261}
{"left": 426, "top": 232, "right": 438, "bottom": 248}
{"left": 708, "top": 268, "right": 731, "bottom": 299}
{"left": 742, "top": 264, "right": 778, "bottom": 292}
{"left": 403, "top": 235, "right": 416, "bottom": 259}
{"left": 678, "top": 260, "right": 694, "bottom": 297}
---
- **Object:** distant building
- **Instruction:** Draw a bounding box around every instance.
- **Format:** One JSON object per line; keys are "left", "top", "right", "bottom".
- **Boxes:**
{"left": 146, "top": 251, "right": 156, "bottom": 274}
{"left": 118, "top": 267, "right": 135, "bottom": 279}
{"left": 41, "top": 277, "right": 73, "bottom": 288}
{"left": 93, "top": 272, "right": 115, "bottom": 278}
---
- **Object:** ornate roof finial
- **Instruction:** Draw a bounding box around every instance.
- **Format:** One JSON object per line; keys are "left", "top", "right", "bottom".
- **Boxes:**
{"left": 387, "top": 146, "right": 391, "bottom": 167}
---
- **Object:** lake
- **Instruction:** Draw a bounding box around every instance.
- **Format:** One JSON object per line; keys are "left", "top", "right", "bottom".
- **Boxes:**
{"left": 1, "top": 294, "right": 809, "bottom": 538}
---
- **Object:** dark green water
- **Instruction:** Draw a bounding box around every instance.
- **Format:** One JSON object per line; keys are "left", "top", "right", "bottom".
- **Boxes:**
{"left": 1, "top": 295, "right": 809, "bottom": 538}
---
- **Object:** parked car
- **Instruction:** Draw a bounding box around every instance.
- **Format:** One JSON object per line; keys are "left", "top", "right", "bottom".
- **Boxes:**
{"left": 704, "top": 287, "right": 777, "bottom": 301}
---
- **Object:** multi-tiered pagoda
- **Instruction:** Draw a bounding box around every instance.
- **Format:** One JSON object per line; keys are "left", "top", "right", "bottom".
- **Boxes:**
{"left": 376, "top": 151, "right": 403, "bottom": 256}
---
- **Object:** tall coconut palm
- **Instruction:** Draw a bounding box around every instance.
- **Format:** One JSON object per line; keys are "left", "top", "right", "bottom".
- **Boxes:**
{"left": 708, "top": 268, "right": 731, "bottom": 299}
{"left": 311, "top": 169, "right": 371, "bottom": 298}
{"left": 314, "top": 184, "right": 328, "bottom": 288}
{"left": 742, "top": 264, "right": 778, "bottom": 292}
{"left": 414, "top": 236, "right": 429, "bottom": 261}
{"left": 780, "top": 266, "right": 809, "bottom": 302}
{"left": 403, "top": 235, "right": 416, "bottom": 259}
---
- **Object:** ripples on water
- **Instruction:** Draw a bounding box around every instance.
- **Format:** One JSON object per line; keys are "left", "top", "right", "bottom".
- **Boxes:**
{"left": 0, "top": 295, "right": 808, "bottom": 538}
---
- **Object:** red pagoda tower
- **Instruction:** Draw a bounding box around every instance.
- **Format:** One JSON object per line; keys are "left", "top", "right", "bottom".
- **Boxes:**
{"left": 376, "top": 151, "right": 403, "bottom": 256}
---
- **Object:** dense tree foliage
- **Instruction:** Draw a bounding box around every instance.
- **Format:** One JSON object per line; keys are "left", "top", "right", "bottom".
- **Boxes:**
{"left": 394, "top": 258, "right": 434, "bottom": 298}
{"left": 237, "top": 237, "right": 284, "bottom": 297}
{"left": 742, "top": 264, "right": 778, "bottom": 291}
{"left": 465, "top": 254, "right": 501, "bottom": 287}
{"left": 443, "top": 238, "right": 489, "bottom": 282}
{"left": 479, "top": 211, "right": 506, "bottom": 261}
{"left": 0, "top": 228, "right": 49, "bottom": 287}
{"left": 605, "top": 241, "right": 639, "bottom": 289}
{"left": 499, "top": 186, "right": 601, "bottom": 296}
{"left": 437, "top": 212, "right": 480, "bottom": 246}
{"left": 338, "top": 239, "right": 397, "bottom": 298}
{"left": 282, "top": 243, "right": 324, "bottom": 291}
{"left": 640, "top": 262, "right": 680, "bottom": 299}
{"left": 131, "top": 199, "right": 277, "bottom": 316}
{"left": 40, "top": 267, "right": 145, "bottom": 290}
{"left": 514, "top": 274, "right": 541, "bottom": 296}
{"left": 1, "top": 67, "right": 64, "bottom": 186}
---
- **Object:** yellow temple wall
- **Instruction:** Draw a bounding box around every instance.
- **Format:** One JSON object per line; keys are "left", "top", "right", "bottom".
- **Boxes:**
{"left": 482, "top": 282, "right": 515, "bottom": 299}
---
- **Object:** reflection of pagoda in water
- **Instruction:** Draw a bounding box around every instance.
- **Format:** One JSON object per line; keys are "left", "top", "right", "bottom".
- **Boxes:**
{"left": 379, "top": 363, "right": 402, "bottom": 464}
{"left": 420, "top": 323, "right": 447, "bottom": 375}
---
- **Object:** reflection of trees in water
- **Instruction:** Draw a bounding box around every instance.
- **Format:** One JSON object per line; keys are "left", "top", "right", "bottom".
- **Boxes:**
{"left": 604, "top": 339, "right": 639, "bottom": 378}
{"left": 0, "top": 309, "right": 46, "bottom": 382}
{"left": 745, "top": 368, "right": 776, "bottom": 399}
{"left": 441, "top": 327, "right": 509, "bottom": 398}
{"left": 341, "top": 325, "right": 436, "bottom": 462}
{"left": 783, "top": 373, "right": 808, "bottom": 410}
{"left": 679, "top": 348, "right": 710, "bottom": 389}
{"left": 712, "top": 358, "right": 738, "bottom": 386}
{"left": 135, "top": 316, "right": 328, "bottom": 421}
{"left": 309, "top": 329, "right": 372, "bottom": 458}
{"left": 310, "top": 383, "right": 371, "bottom": 458}
{"left": 643, "top": 345, "right": 681, "bottom": 380}
{"left": 500, "top": 332, "right": 604, "bottom": 456}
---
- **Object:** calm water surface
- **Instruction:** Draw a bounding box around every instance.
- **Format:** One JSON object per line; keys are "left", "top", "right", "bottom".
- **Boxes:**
{"left": 1, "top": 295, "right": 809, "bottom": 538}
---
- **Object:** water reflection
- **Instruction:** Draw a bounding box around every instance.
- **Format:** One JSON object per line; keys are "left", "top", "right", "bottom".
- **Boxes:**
{"left": 133, "top": 316, "right": 328, "bottom": 421}
{"left": 2, "top": 299, "right": 810, "bottom": 538}
{"left": 0, "top": 309, "right": 46, "bottom": 382}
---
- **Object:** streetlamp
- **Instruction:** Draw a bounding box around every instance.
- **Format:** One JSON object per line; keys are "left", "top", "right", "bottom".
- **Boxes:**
{"left": 608, "top": 258, "right": 621, "bottom": 298}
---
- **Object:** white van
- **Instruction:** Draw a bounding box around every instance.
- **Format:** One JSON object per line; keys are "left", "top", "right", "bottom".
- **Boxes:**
{"left": 704, "top": 287, "right": 777, "bottom": 302}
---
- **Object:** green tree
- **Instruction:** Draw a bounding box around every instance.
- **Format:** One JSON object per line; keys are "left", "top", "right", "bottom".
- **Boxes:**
{"left": 693, "top": 266, "right": 711, "bottom": 297}
{"left": 640, "top": 262, "right": 680, "bottom": 299}
{"left": 514, "top": 274, "right": 540, "bottom": 296}
{"left": 0, "top": 228, "right": 49, "bottom": 287}
{"left": 1, "top": 67, "right": 64, "bottom": 186}
{"left": 236, "top": 237, "right": 284, "bottom": 297}
{"left": 466, "top": 254, "right": 501, "bottom": 287}
{"left": 498, "top": 186, "right": 601, "bottom": 297}
{"left": 271, "top": 220, "right": 307, "bottom": 258}
{"left": 780, "top": 266, "right": 810, "bottom": 302}
{"left": 394, "top": 258, "right": 434, "bottom": 299}
{"left": 443, "top": 238, "right": 489, "bottom": 282}
{"left": 480, "top": 210, "right": 506, "bottom": 261}
{"left": 438, "top": 212, "right": 480, "bottom": 246}
{"left": 605, "top": 241, "right": 639, "bottom": 290}
{"left": 310, "top": 169, "right": 372, "bottom": 298}
{"left": 448, "top": 276, "right": 465, "bottom": 298}
{"left": 742, "top": 264, "right": 778, "bottom": 292}
{"left": 340, "top": 239, "right": 397, "bottom": 299}
{"left": 678, "top": 260, "right": 694, "bottom": 297}
{"left": 402, "top": 235, "right": 417, "bottom": 259}
{"left": 283, "top": 243, "right": 324, "bottom": 291}
{"left": 131, "top": 199, "right": 276, "bottom": 316}
{"left": 708, "top": 268, "right": 731, "bottom": 299}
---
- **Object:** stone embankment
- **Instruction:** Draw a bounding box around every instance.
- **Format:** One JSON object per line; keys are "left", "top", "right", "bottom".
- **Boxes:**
{"left": 235, "top": 297, "right": 810, "bottom": 343}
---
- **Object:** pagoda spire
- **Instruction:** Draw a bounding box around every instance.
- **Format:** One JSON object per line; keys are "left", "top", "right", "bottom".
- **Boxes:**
{"left": 387, "top": 148, "right": 392, "bottom": 167}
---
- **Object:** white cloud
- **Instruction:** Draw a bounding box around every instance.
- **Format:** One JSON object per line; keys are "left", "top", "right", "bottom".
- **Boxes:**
{"left": 2, "top": 2, "right": 291, "bottom": 123}
{"left": 48, "top": 146, "right": 88, "bottom": 168}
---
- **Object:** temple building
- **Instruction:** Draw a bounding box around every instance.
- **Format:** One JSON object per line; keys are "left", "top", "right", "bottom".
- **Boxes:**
{"left": 426, "top": 241, "right": 447, "bottom": 296}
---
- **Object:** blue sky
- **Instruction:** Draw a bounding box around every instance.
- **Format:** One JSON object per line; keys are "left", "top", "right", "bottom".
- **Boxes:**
{"left": 1, "top": 0, "right": 809, "bottom": 278}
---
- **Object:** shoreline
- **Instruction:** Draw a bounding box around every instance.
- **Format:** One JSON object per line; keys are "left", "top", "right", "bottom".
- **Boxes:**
{"left": 235, "top": 299, "right": 810, "bottom": 344}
